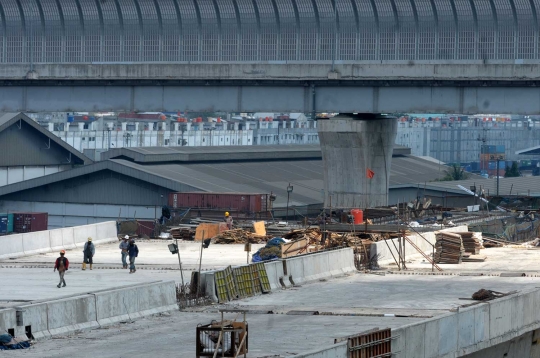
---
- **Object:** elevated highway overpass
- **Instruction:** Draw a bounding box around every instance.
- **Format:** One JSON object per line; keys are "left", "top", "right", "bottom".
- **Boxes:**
{"left": 0, "top": 0, "right": 540, "bottom": 113}
{"left": 2, "top": 61, "right": 540, "bottom": 113}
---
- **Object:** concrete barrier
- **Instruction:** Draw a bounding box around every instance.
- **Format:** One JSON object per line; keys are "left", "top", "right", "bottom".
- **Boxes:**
{"left": 0, "top": 222, "right": 117, "bottom": 260}
{"left": 264, "top": 260, "right": 285, "bottom": 290}
{"left": 22, "top": 231, "right": 52, "bottom": 255}
{"left": 0, "top": 234, "right": 24, "bottom": 259}
{"left": 48, "top": 228, "right": 64, "bottom": 251}
{"left": 0, "top": 308, "right": 18, "bottom": 335}
{"left": 47, "top": 295, "right": 99, "bottom": 336}
{"left": 14, "top": 281, "right": 177, "bottom": 340}
{"left": 391, "top": 287, "right": 540, "bottom": 357}
{"left": 61, "top": 227, "right": 75, "bottom": 250}
{"left": 73, "top": 224, "right": 98, "bottom": 248}
{"left": 285, "top": 255, "right": 306, "bottom": 285}
{"left": 199, "top": 271, "right": 219, "bottom": 302}
{"left": 326, "top": 248, "right": 356, "bottom": 276}
{"left": 94, "top": 281, "right": 177, "bottom": 326}
{"left": 15, "top": 302, "right": 50, "bottom": 340}
{"left": 95, "top": 222, "right": 118, "bottom": 245}
{"left": 134, "top": 281, "right": 177, "bottom": 318}
{"left": 285, "top": 248, "right": 355, "bottom": 286}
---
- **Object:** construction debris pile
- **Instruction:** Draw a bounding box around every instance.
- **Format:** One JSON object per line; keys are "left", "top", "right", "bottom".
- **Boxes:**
{"left": 169, "top": 227, "right": 195, "bottom": 241}
{"left": 213, "top": 229, "right": 269, "bottom": 244}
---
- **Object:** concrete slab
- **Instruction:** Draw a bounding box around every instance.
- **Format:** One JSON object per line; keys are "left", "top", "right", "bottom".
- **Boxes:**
{"left": 392, "top": 247, "right": 540, "bottom": 274}
{"left": 0, "top": 241, "right": 265, "bottom": 271}
{"left": 1, "top": 310, "right": 420, "bottom": 358}
{"left": 0, "top": 267, "right": 185, "bottom": 304}
{"left": 218, "top": 273, "right": 540, "bottom": 315}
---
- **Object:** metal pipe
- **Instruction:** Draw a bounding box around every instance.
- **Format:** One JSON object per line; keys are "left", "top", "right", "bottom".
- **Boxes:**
{"left": 496, "top": 159, "right": 500, "bottom": 196}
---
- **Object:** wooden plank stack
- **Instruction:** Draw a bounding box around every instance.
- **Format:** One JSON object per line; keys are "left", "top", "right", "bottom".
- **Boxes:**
{"left": 450, "top": 231, "right": 483, "bottom": 255}
{"left": 434, "top": 232, "right": 465, "bottom": 264}
{"left": 213, "top": 229, "right": 269, "bottom": 244}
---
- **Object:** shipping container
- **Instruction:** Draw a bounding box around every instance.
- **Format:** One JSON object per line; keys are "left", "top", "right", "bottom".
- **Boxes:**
{"left": 13, "top": 212, "right": 48, "bottom": 233}
{"left": 168, "top": 192, "right": 269, "bottom": 213}
{"left": 136, "top": 220, "right": 155, "bottom": 237}
{"left": 0, "top": 213, "right": 14, "bottom": 234}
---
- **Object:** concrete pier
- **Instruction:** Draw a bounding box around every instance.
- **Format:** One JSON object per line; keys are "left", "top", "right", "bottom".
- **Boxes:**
{"left": 318, "top": 114, "right": 397, "bottom": 208}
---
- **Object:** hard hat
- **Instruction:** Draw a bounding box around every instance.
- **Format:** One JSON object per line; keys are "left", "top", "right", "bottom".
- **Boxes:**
{"left": 88, "top": 237, "right": 92, "bottom": 242}
{"left": 124, "top": 235, "right": 129, "bottom": 240}
{"left": 60, "top": 250, "right": 66, "bottom": 254}
{"left": 225, "top": 212, "right": 230, "bottom": 217}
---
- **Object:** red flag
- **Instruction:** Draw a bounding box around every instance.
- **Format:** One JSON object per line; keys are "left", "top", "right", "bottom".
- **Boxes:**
{"left": 366, "top": 168, "right": 375, "bottom": 179}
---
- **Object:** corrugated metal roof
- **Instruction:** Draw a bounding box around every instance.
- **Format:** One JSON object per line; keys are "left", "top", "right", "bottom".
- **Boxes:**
{"left": 101, "top": 144, "right": 412, "bottom": 163}
{"left": 0, "top": 112, "right": 93, "bottom": 165}
{"left": 400, "top": 176, "right": 540, "bottom": 197}
{"left": 0, "top": 154, "right": 455, "bottom": 207}
{"left": 515, "top": 145, "right": 540, "bottom": 155}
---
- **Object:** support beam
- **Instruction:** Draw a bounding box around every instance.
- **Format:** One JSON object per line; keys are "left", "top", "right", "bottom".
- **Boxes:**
{"left": 318, "top": 114, "right": 397, "bottom": 208}
{"left": 2, "top": 84, "right": 540, "bottom": 113}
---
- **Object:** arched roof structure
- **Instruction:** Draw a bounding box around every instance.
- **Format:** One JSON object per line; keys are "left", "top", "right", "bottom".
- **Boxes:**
{"left": 0, "top": 0, "right": 536, "bottom": 63}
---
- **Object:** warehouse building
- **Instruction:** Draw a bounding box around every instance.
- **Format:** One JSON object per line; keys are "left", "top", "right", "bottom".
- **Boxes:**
{"left": 0, "top": 112, "right": 92, "bottom": 186}
{"left": 0, "top": 144, "right": 472, "bottom": 228}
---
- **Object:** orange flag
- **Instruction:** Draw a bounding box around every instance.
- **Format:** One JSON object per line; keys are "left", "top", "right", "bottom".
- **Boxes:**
{"left": 366, "top": 168, "right": 375, "bottom": 179}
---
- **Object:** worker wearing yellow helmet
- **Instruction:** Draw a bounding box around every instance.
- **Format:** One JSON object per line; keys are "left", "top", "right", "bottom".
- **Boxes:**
{"left": 82, "top": 237, "right": 95, "bottom": 270}
{"left": 224, "top": 212, "right": 233, "bottom": 230}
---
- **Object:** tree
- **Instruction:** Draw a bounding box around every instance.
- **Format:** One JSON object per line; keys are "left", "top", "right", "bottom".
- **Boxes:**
{"left": 505, "top": 161, "right": 520, "bottom": 177}
{"left": 437, "top": 164, "right": 470, "bottom": 181}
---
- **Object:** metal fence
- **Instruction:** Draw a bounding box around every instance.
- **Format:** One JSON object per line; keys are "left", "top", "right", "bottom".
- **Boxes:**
{"left": 1, "top": 0, "right": 538, "bottom": 64}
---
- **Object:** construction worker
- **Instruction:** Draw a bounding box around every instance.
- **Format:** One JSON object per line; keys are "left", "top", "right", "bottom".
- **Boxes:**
{"left": 225, "top": 212, "right": 233, "bottom": 230}
{"left": 82, "top": 237, "right": 95, "bottom": 270}
{"left": 119, "top": 235, "right": 129, "bottom": 269}
{"left": 53, "top": 250, "right": 69, "bottom": 288}
{"left": 128, "top": 239, "right": 139, "bottom": 274}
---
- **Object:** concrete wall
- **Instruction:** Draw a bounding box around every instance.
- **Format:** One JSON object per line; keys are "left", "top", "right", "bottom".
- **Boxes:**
{"left": 0, "top": 221, "right": 117, "bottom": 260}
{"left": 284, "top": 248, "right": 356, "bottom": 286}
{"left": 392, "top": 287, "right": 540, "bottom": 357}
{"left": 13, "top": 281, "right": 177, "bottom": 340}
{"left": 203, "top": 248, "right": 356, "bottom": 302}
{"left": 370, "top": 225, "right": 469, "bottom": 266}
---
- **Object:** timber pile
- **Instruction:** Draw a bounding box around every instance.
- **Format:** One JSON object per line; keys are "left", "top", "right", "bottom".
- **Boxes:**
{"left": 283, "top": 228, "right": 324, "bottom": 243}
{"left": 213, "top": 229, "right": 269, "bottom": 244}
{"left": 434, "top": 232, "right": 465, "bottom": 264}
{"left": 169, "top": 227, "right": 195, "bottom": 241}
{"left": 450, "top": 231, "right": 483, "bottom": 254}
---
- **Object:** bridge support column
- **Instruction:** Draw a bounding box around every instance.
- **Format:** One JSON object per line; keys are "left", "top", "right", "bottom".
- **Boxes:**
{"left": 318, "top": 114, "right": 397, "bottom": 208}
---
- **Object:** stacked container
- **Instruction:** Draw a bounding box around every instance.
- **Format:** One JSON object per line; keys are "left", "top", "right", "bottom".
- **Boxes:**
{"left": 13, "top": 212, "right": 48, "bottom": 233}
{"left": 168, "top": 192, "right": 269, "bottom": 214}
{"left": 0, "top": 213, "right": 14, "bottom": 235}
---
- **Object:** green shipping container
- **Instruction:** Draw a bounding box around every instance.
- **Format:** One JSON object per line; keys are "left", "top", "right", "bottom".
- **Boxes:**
{"left": 0, "top": 213, "right": 14, "bottom": 233}
{"left": 7, "top": 213, "right": 13, "bottom": 233}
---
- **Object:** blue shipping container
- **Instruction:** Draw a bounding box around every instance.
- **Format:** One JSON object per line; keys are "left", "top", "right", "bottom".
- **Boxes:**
{"left": 0, "top": 215, "right": 7, "bottom": 234}
{"left": 0, "top": 213, "right": 14, "bottom": 234}
{"left": 496, "top": 145, "right": 505, "bottom": 153}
